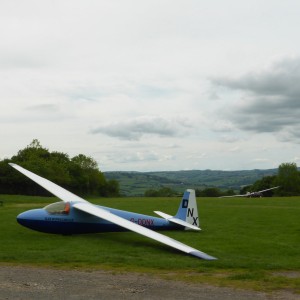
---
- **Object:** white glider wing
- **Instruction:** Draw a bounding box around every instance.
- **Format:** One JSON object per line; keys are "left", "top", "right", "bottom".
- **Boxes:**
{"left": 9, "top": 163, "right": 216, "bottom": 260}
{"left": 9, "top": 163, "right": 87, "bottom": 203}
{"left": 219, "top": 186, "right": 280, "bottom": 198}
{"left": 257, "top": 186, "right": 280, "bottom": 193}
{"left": 74, "top": 202, "right": 215, "bottom": 260}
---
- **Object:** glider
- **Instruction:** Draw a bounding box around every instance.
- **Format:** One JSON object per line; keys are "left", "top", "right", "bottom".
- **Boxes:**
{"left": 219, "top": 186, "right": 279, "bottom": 198}
{"left": 9, "top": 163, "right": 216, "bottom": 260}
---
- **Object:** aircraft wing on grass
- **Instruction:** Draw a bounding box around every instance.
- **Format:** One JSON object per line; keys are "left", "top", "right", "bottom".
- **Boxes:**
{"left": 219, "top": 186, "right": 280, "bottom": 198}
{"left": 73, "top": 202, "right": 215, "bottom": 260}
{"left": 9, "top": 163, "right": 216, "bottom": 260}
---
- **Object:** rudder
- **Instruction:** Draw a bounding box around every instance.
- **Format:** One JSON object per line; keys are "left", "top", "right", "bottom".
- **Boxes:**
{"left": 175, "top": 189, "right": 199, "bottom": 229}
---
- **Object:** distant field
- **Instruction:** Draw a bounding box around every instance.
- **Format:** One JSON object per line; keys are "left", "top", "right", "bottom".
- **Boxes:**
{"left": 0, "top": 194, "right": 299, "bottom": 293}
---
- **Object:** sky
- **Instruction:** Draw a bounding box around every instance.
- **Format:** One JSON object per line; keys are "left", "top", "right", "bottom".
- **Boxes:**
{"left": 1, "top": 0, "right": 300, "bottom": 172}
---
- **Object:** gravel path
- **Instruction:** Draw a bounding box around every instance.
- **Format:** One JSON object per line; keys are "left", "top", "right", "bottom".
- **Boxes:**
{"left": 0, "top": 266, "right": 298, "bottom": 300}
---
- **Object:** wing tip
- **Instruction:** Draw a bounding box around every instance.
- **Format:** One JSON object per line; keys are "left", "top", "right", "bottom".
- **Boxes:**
{"left": 189, "top": 250, "right": 217, "bottom": 260}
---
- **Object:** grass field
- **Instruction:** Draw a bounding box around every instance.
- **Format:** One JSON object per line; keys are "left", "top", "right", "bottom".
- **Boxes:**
{"left": 0, "top": 194, "right": 299, "bottom": 293}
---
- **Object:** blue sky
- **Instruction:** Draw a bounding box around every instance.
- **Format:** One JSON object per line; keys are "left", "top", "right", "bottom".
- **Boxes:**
{"left": 1, "top": 0, "right": 300, "bottom": 171}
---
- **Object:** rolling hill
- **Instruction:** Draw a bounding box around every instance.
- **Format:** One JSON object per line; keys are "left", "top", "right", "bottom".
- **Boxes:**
{"left": 104, "top": 169, "right": 278, "bottom": 196}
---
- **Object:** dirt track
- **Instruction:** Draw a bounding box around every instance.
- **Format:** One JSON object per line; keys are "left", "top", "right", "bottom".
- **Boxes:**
{"left": 0, "top": 266, "right": 299, "bottom": 300}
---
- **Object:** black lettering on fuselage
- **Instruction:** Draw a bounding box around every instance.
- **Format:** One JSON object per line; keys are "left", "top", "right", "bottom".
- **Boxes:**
{"left": 130, "top": 218, "right": 154, "bottom": 226}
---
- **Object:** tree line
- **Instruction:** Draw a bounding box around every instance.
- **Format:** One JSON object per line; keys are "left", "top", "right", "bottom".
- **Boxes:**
{"left": 0, "top": 140, "right": 119, "bottom": 197}
{"left": 1, "top": 140, "right": 299, "bottom": 198}
{"left": 144, "top": 162, "right": 300, "bottom": 197}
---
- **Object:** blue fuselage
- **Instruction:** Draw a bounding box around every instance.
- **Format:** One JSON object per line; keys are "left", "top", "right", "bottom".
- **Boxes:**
{"left": 17, "top": 204, "right": 180, "bottom": 235}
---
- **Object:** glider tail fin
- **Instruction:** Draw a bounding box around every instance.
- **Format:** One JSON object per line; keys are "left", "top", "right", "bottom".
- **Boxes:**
{"left": 154, "top": 189, "right": 200, "bottom": 230}
{"left": 175, "top": 189, "right": 200, "bottom": 229}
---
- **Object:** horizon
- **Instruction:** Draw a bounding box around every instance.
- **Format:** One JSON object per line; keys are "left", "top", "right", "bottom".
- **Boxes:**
{"left": 103, "top": 167, "right": 279, "bottom": 173}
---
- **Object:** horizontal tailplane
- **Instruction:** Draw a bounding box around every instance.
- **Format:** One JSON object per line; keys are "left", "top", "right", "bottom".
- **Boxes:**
{"left": 154, "top": 211, "right": 200, "bottom": 230}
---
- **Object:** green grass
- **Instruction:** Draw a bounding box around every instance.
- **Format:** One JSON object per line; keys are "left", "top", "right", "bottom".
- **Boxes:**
{"left": 0, "top": 194, "right": 299, "bottom": 293}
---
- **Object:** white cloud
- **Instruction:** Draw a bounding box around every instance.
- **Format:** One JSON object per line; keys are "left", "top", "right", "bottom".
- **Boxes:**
{"left": 1, "top": 1, "right": 300, "bottom": 171}
{"left": 91, "top": 116, "right": 193, "bottom": 141}
{"left": 213, "top": 56, "right": 300, "bottom": 143}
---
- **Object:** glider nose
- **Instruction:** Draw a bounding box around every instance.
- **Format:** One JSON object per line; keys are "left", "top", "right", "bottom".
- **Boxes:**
{"left": 17, "top": 209, "right": 44, "bottom": 230}
{"left": 17, "top": 211, "right": 31, "bottom": 227}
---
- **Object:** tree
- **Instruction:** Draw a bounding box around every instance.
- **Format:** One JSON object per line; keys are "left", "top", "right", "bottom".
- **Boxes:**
{"left": 71, "top": 154, "right": 98, "bottom": 170}
{"left": 71, "top": 154, "right": 107, "bottom": 195}
{"left": 103, "top": 179, "right": 120, "bottom": 197}
{"left": 196, "top": 187, "right": 222, "bottom": 197}
{"left": 0, "top": 139, "right": 120, "bottom": 197}
{"left": 276, "top": 163, "right": 300, "bottom": 196}
{"left": 240, "top": 175, "right": 277, "bottom": 197}
{"left": 222, "top": 189, "right": 236, "bottom": 197}
{"left": 14, "top": 139, "right": 50, "bottom": 163}
{"left": 144, "top": 187, "right": 177, "bottom": 197}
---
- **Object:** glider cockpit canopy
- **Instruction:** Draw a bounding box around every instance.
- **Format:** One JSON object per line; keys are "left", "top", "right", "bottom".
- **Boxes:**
{"left": 44, "top": 202, "right": 70, "bottom": 215}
